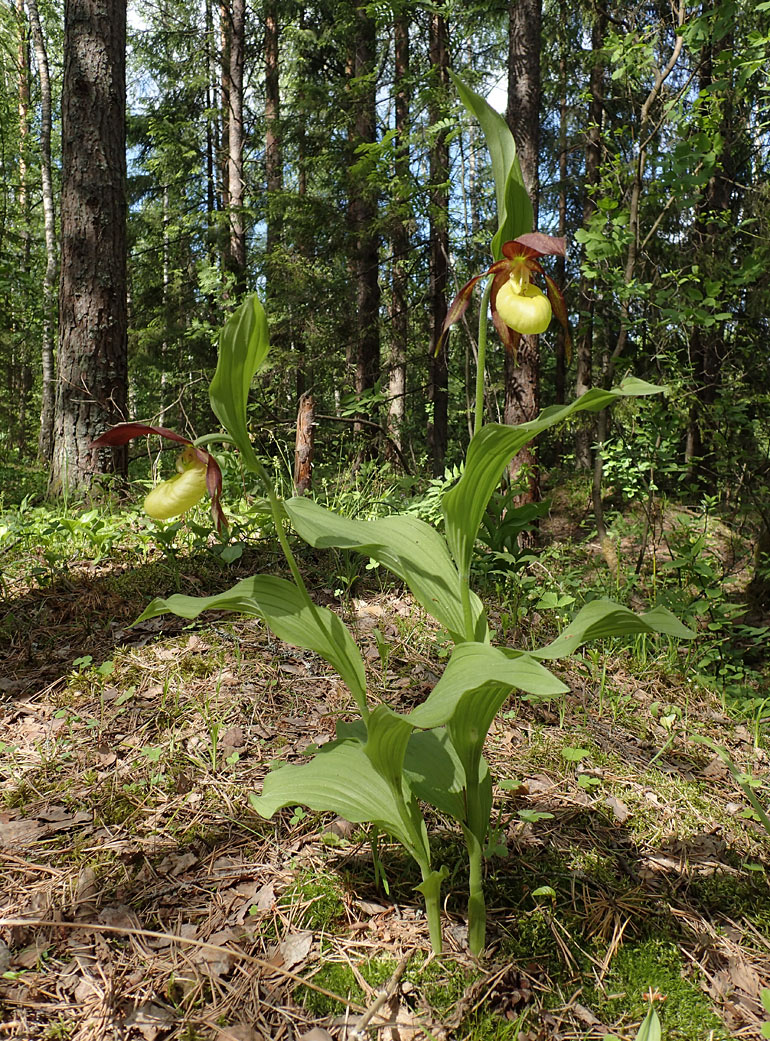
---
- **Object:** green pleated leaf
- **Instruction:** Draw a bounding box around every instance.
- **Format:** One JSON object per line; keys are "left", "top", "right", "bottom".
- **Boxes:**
{"left": 449, "top": 71, "right": 533, "bottom": 257}
{"left": 285, "top": 496, "right": 486, "bottom": 641}
{"left": 249, "top": 739, "right": 417, "bottom": 853}
{"left": 405, "top": 727, "right": 493, "bottom": 825}
{"left": 135, "top": 575, "right": 368, "bottom": 715}
{"left": 364, "top": 705, "right": 415, "bottom": 796}
{"left": 408, "top": 643, "right": 567, "bottom": 731}
{"left": 445, "top": 683, "right": 513, "bottom": 794}
{"left": 530, "top": 600, "right": 695, "bottom": 661}
{"left": 209, "top": 295, "right": 270, "bottom": 473}
{"left": 444, "top": 380, "right": 664, "bottom": 577}
{"left": 491, "top": 165, "right": 535, "bottom": 260}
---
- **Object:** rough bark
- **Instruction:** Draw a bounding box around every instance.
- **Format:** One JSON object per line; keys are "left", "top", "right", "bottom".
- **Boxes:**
{"left": 386, "top": 11, "right": 409, "bottom": 462}
{"left": 427, "top": 3, "right": 449, "bottom": 476}
{"left": 49, "top": 0, "right": 127, "bottom": 494}
{"left": 293, "top": 392, "right": 314, "bottom": 495}
{"left": 14, "top": 0, "right": 32, "bottom": 454}
{"left": 226, "top": 0, "right": 246, "bottom": 290}
{"left": 26, "top": 0, "right": 58, "bottom": 463}
{"left": 505, "top": 0, "right": 542, "bottom": 503}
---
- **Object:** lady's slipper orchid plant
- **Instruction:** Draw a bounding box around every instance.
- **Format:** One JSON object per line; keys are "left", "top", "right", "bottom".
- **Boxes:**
{"left": 91, "top": 423, "right": 226, "bottom": 531}
{"left": 438, "top": 233, "right": 571, "bottom": 359}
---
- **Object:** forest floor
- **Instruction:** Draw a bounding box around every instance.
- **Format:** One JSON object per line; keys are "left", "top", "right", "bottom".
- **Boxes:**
{"left": 1, "top": 486, "right": 770, "bottom": 1041}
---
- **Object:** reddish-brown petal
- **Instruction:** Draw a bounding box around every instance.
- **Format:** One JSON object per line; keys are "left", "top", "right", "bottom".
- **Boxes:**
{"left": 435, "top": 273, "right": 484, "bottom": 356}
{"left": 514, "top": 232, "right": 566, "bottom": 257}
{"left": 204, "top": 453, "right": 227, "bottom": 532}
{"left": 91, "top": 423, "right": 193, "bottom": 448}
{"left": 501, "top": 240, "right": 542, "bottom": 263}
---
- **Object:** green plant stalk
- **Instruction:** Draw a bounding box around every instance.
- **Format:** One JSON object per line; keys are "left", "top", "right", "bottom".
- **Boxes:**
{"left": 418, "top": 863, "right": 444, "bottom": 955}
{"left": 463, "top": 777, "right": 488, "bottom": 956}
{"left": 193, "top": 430, "right": 309, "bottom": 594}
{"left": 393, "top": 792, "right": 443, "bottom": 953}
{"left": 473, "top": 278, "right": 493, "bottom": 437}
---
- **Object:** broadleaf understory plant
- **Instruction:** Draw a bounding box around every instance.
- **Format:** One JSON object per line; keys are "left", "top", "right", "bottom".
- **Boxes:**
{"left": 92, "top": 76, "right": 694, "bottom": 957}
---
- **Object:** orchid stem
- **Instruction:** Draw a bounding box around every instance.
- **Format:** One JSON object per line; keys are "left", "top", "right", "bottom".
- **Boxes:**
{"left": 463, "top": 778, "right": 487, "bottom": 957}
{"left": 192, "top": 433, "right": 238, "bottom": 450}
{"left": 474, "top": 278, "right": 493, "bottom": 437}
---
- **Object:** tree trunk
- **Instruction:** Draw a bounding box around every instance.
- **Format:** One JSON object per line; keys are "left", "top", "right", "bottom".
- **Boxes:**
{"left": 49, "top": 0, "right": 128, "bottom": 494}
{"left": 386, "top": 10, "right": 409, "bottom": 462}
{"left": 26, "top": 0, "right": 58, "bottom": 463}
{"left": 14, "top": 0, "right": 32, "bottom": 454}
{"left": 574, "top": 7, "right": 605, "bottom": 469}
{"left": 348, "top": 3, "right": 380, "bottom": 442}
{"left": 226, "top": 0, "right": 246, "bottom": 290}
{"left": 505, "top": 0, "right": 542, "bottom": 502}
{"left": 427, "top": 3, "right": 449, "bottom": 476}
{"left": 554, "top": 41, "right": 567, "bottom": 407}
{"left": 264, "top": 0, "right": 281, "bottom": 258}
{"left": 293, "top": 392, "right": 314, "bottom": 495}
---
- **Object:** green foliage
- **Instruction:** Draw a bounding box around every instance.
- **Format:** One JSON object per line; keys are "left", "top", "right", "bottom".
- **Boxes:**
{"left": 119, "top": 293, "right": 693, "bottom": 958}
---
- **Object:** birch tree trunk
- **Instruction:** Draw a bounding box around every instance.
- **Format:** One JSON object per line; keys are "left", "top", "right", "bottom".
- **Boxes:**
{"left": 26, "top": 0, "right": 58, "bottom": 462}
{"left": 386, "top": 10, "right": 409, "bottom": 461}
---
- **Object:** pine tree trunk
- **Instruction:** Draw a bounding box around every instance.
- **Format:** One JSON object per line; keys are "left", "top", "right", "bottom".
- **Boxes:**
{"left": 26, "top": 0, "right": 58, "bottom": 463}
{"left": 505, "top": 0, "right": 541, "bottom": 503}
{"left": 49, "top": 0, "right": 127, "bottom": 494}
{"left": 427, "top": 4, "right": 449, "bottom": 477}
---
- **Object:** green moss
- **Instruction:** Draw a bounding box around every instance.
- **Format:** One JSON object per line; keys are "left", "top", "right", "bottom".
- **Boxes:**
{"left": 589, "top": 939, "right": 729, "bottom": 1040}
{"left": 281, "top": 870, "right": 348, "bottom": 933}
{"left": 298, "top": 957, "right": 396, "bottom": 1018}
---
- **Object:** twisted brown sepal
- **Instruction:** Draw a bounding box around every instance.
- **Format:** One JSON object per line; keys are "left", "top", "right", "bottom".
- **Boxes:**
{"left": 91, "top": 423, "right": 227, "bottom": 532}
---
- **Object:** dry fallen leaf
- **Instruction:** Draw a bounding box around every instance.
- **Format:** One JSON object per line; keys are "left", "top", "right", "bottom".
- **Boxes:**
{"left": 604, "top": 795, "right": 631, "bottom": 823}
{"left": 272, "top": 930, "right": 313, "bottom": 971}
{"left": 123, "top": 1001, "right": 176, "bottom": 1041}
{"left": 299, "top": 1029, "right": 334, "bottom": 1041}
{"left": 214, "top": 1026, "right": 265, "bottom": 1041}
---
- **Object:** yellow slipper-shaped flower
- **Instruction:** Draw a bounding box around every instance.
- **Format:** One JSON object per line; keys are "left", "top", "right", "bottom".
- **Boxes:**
{"left": 144, "top": 449, "right": 208, "bottom": 520}
{"left": 495, "top": 280, "right": 552, "bottom": 335}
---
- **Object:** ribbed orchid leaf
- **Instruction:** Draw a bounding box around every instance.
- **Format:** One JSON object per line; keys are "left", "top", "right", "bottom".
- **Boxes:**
{"left": 491, "top": 165, "right": 535, "bottom": 261}
{"left": 407, "top": 643, "right": 567, "bottom": 732}
{"left": 135, "top": 575, "right": 368, "bottom": 715}
{"left": 285, "top": 496, "right": 486, "bottom": 642}
{"left": 450, "top": 71, "right": 533, "bottom": 258}
{"left": 443, "top": 379, "right": 663, "bottom": 577}
{"left": 530, "top": 600, "right": 695, "bottom": 660}
{"left": 404, "top": 727, "right": 490, "bottom": 823}
{"left": 364, "top": 705, "right": 416, "bottom": 797}
{"left": 209, "top": 294, "right": 270, "bottom": 473}
{"left": 249, "top": 739, "right": 419, "bottom": 853}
